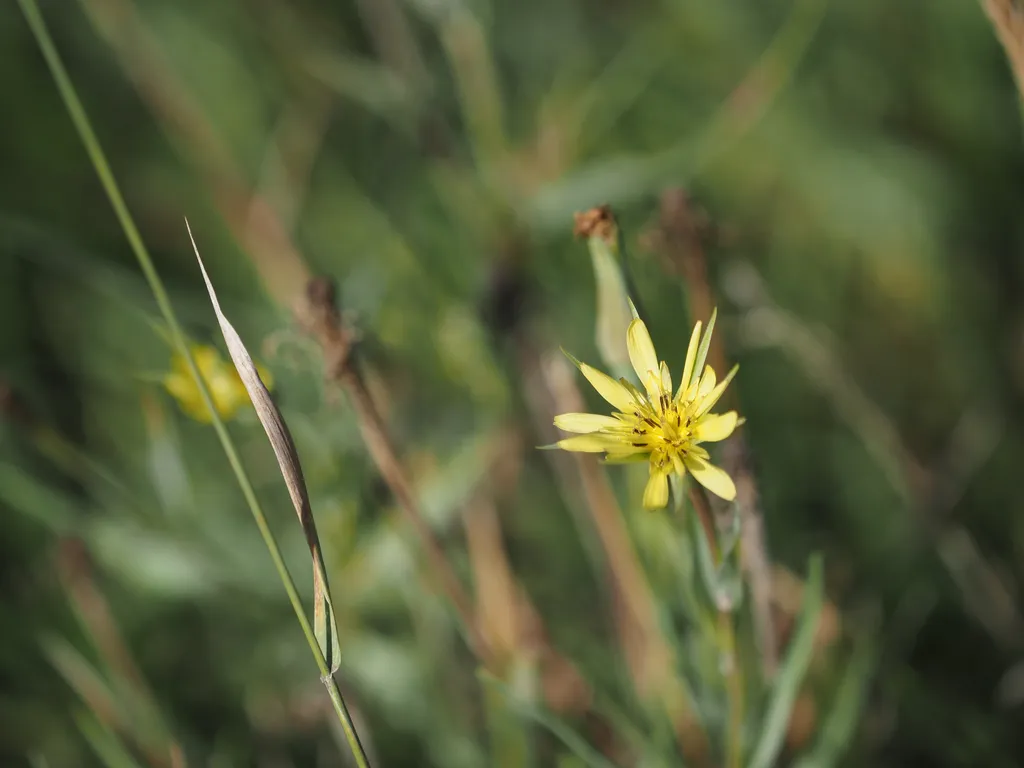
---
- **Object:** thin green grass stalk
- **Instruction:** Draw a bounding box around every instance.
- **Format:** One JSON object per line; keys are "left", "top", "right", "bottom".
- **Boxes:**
{"left": 16, "top": 2, "right": 370, "bottom": 764}
{"left": 719, "top": 610, "right": 744, "bottom": 768}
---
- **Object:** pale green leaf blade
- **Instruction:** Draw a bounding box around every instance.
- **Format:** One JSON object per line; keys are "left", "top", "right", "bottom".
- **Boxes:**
{"left": 479, "top": 672, "right": 618, "bottom": 768}
{"left": 748, "top": 554, "right": 824, "bottom": 768}
{"left": 792, "top": 634, "right": 876, "bottom": 768}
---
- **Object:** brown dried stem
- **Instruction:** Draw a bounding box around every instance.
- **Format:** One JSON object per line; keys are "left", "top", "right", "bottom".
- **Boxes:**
{"left": 79, "top": 0, "right": 490, "bottom": 660}
{"left": 981, "top": 0, "right": 1024, "bottom": 101}
{"left": 521, "top": 338, "right": 710, "bottom": 763}
{"left": 57, "top": 539, "right": 186, "bottom": 768}
{"left": 644, "top": 188, "right": 779, "bottom": 676}
{"left": 79, "top": 0, "right": 312, "bottom": 305}
{"left": 296, "top": 278, "right": 487, "bottom": 660}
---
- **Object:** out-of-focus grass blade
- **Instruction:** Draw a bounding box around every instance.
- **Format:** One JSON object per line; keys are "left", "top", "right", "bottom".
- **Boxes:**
{"left": 483, "top": 660, "right": 535, "bottom": 768}
{"left": 73, "top": 710, "right": 144, "bottom": 768}
{"left": 0, "top": 462, "right": 78, "bottom": 533}
{"left": 187, "top": 222, "right": 342, "bottom": 674}
{"left": 306, "top": 51, "right": 415, "bottom": 121}
{"left": 43, "top": 636, "right": 122, "bottom": 731}
{"left": 589, "top": 232, "right": 633, "bottom": 378}
{"left": 46, "top": 633, "right": 176, "bottom": 766}
{"left": 479, "top": 672, "right": 619, "bottom": 768}
{"left": 748, "top": 554, "right": 824, "bottom": 768}
{"left": 689, "top": 502, "right": 720, "bottom": 610}
{"left": 792, "top": 635, "right": 876, "bottom": 768}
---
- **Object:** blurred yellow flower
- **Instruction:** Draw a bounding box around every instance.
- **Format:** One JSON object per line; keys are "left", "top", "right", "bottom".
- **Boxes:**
{"left": 163, "top": 343, "right": 273, "bottom": 423}
{"left": 554, "top": 308, "right": 741, "bottom": 509}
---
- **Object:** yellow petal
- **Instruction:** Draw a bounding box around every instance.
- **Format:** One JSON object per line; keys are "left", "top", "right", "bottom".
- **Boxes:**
{"left": 694, "top": 411, "right": 739, "bottom": 442}
{"left": 697, "top": 365, "right": 716, "bottom": 399}
{"left": 554, "top": 413, "right": 622, "bottom": 433}
{"left": 671, "top": 452, "right": 686, "bottom": 476}
{"left": 557, "top": 434, "right": 626, "bottom": 453}
{"left": 678, "top": 320, "right": 702, "bottom": 398}
{"left": 684, "top": 456, "right": 736, "bottom": 501}
{"left": 689, "top": 444, "right": 710, "bottom": 460}
{"left": 627, "top": 318, "right": 660, "bottom": 397}
{"left": 643, "top": 468, "right": 670, "bottom": 510}
{"left": 579, "top": 362, "right": 636, "bottom": 412}
{"left": 603, "top": 453, "right": 650, "bottom": 465}
{"left": 692, "top": 308, "right": 717, "bottom": 385}
{"left": 695, "top": 364, "right": 739, "bottom": 418}
{"left": 660, "top": 361, "right": 672, "bottom": 396}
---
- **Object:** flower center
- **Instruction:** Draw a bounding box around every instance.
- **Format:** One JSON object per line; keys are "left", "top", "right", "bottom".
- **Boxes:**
{"left": 630, "top": 401, "right": 694, "bottom": 456}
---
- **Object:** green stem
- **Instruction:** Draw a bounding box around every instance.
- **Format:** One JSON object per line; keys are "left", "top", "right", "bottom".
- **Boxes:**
{"left": 16, "top": 2, "right": 370, "bottom": 765}
{"left": 719, "top": 611, "right": 744, "bottom": 768}
{"left": 686, "top": 481, "right": 745, "bottom": 767}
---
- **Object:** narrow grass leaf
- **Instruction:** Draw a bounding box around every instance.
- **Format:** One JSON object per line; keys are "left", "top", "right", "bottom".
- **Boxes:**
{"left": 792, "top": 634, "right": 876, "bottom": 768}
{"left": 187, "top": 223, "right": 342, "bottom": 674}
{"left": 16, "top": 3, "right": 364, "bottom": 758}
{"left": 74, "top": 710, "right": 144, "bottom": 768}
{"left": 0, "top": 462, "right": 79, "bottom": 533}
{"left": 748, "top": 554, "right": 824, "bottom": 768}
{"left": 483, "top": 660, "right": 535, "bottom": 768}
{"left": 479, "top": 672, "right": 619, "bottom": 768}
{"left": 43, "top": 636, "right": 122, "bottom": 730}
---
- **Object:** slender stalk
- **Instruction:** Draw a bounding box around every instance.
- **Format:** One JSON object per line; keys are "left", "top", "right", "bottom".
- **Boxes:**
{"left": 16, "top": 2, "right": 370, "bottom": 764}
{"left": 294, "top": 280, "right": 486, "bottom": 659}
{"left": 719, "top": 611, "right": 744, "bottom": 768}
{"left": 436, "top": 9, "right": 507, "bottom": 172}
{"left": 688, "top": 483, "right": 744, "bottom": 767}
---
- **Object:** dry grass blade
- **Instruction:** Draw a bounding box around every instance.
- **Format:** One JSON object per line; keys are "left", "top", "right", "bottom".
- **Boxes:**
{"left": 981, "top": 0, "right": 1024, "bottom": 100}
{"left": 185, "top": 221, "right": 341, "bottom": 674}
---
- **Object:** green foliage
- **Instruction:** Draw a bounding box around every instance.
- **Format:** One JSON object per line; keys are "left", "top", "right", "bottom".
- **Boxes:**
{"left": 3, "top": 0, "right": 1024, "bottom": 765}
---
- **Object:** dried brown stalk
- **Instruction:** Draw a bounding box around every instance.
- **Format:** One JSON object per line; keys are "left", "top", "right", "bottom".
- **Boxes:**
{"left": 643, "top": 188, "right": 779, "bottom": 676}
{"left": 520, "top": 337, "right": 710, "bottom": 762}
{"left": 463, "top": 465, "right": 591, "bottom": 714}
{"left": 79, "top": 0, "right": 493, "bottom": 663}
{"left": 981, "top": 0, "right": 1024, "bottom": 100}
{"left": 296, "top": 277, "right": 488, "bottom": 660}
{"left": 80, "top": 0, "right": 311, "bottom": 305}
{"left": 56, "top": 539, "right": 186, "bottom": 768}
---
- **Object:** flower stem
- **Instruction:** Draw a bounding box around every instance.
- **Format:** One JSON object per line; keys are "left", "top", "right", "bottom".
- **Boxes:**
{"left": 719, "top": 610, "right": 744, "bottom": 768}
{"left": 688, "top": 482, "right": 744, "bottom": 767}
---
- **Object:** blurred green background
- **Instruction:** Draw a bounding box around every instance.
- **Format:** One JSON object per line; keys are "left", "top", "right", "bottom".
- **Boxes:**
{"left": 4, "top": 0, "right": 1024, "bottom": 765}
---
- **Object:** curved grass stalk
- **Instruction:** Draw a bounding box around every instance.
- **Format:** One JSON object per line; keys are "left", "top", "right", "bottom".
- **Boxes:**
{"left": 16, "top": 1, "right": 370, "bottom": 764}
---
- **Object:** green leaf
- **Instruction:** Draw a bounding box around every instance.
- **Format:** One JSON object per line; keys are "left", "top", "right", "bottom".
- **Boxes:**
{"left": 73, "top": 710, "right": 144, "bottom": 768}
{"left": 44, "top": 636, "right": 121, "bottom": 728}
{"left": 479, "top": 672, "right": 619, "bottom": 768}
{"left": 0, "top": 462, "right": 79, "bottom": 533}
{"left": 792, "top": 634, "right": 876, "bottom": 768}
{"left": 483, "top": 660, "right": 535, "bottom": 768}
{"left": 589, "top": 232, "right": 633, "bottom": 378}
{"left": 690, "top": 502, "right": 721, "bottom": 610}
{"left": 748, "top": 554, "right": 825, "bottom": 768}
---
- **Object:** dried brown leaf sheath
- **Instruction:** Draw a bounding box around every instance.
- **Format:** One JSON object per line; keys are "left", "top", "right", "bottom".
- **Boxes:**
{"left": 186, "top": 221, "right": 342, "bottom": 674}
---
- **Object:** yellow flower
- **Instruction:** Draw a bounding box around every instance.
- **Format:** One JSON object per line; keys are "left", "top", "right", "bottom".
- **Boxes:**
{"left": 554, "top": 308, "right": 741, "bottom": 509}
{"left": 163, "top": 344, "right": 273, "bottom": 423}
